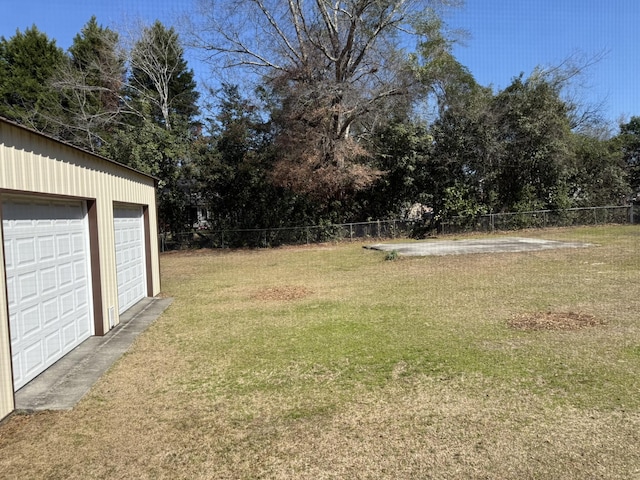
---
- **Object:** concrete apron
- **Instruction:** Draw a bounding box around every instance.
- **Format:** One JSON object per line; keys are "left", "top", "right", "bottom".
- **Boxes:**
{"left": 365, "top": 237, "right": 594, "bottom": 256}
{"left": 14, "top": 296, "right": 173, "bottom": 412}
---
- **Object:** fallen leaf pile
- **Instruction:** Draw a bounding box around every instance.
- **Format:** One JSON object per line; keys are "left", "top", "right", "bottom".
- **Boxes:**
{"left": 252, "top": 286, "right": 312, "bottom": 301}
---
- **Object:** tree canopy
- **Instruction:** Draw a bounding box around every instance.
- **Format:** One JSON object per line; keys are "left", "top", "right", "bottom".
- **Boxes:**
{"left": 54, "top": 16, "right": 125, "bottom": 151}
{"left": 193, "top": 0, "right": 461, "bottom": 201}
{"left": 619, "top": 116, "right": 640, "bottom": 202}
{"left": 0, "top": 26, "right": 65, "bottom": 133}
{"left": 0, "top": 7, "right": 635, "bottom": 242}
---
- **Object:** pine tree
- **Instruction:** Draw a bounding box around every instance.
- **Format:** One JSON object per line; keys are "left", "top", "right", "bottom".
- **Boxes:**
{"left": 0, "top": 26, "right": 65, "bottom": 133}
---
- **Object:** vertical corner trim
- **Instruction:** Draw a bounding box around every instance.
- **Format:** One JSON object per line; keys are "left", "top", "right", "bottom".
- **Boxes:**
{"left": 87, "top": 200, "right": 104, "bottom": 336}
{"left": 143, "top": 206, "right": 153, "bottom": 297}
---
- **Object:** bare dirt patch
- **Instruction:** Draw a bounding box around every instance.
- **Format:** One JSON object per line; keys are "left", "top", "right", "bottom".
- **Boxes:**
{"left": 509, "top": 311, "right": 605, "bottom": 331}
{"left": 252, "top": 286, "right": 313, "bottom": 301}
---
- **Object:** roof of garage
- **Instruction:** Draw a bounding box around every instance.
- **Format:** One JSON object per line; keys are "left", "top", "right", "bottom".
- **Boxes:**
{"left": 0, "top": 116, "right": 158, "bottom": 183}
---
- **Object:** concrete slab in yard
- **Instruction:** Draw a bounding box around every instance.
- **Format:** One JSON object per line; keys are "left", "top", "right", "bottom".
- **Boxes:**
{"left": 366, "top": 237, "right": 594, "bottom": 257}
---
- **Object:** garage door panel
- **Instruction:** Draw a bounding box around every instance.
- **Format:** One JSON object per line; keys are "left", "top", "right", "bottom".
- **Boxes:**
{"left": 56, "top": 234, "right": 71, "bottom": 257}
{"left": 3, "top": 241, "right": 13, "bottom": 269}
{"left": 3, "top": 199, "right": 93, "bottom": 390}
{"left": 42, "top": 298, "right": 58, "bottom": 326}
{"left": 44, "top": 331, "right": 62, "bottom": 361}
{"left": 58, "top": 263, "right": 74, "bottom": 288}
{"left": 40, "top": 267, "right": 57, "bottom": 294}
{"left": 73, "top": 259, "right": 87, "bottom": 282}
{"left": 76, "top": 314, "right": 91, "bottom": 337}
{"left": 9, "top": 202, "right": 35, "bottom": 221}
{"left": 38, "top": 235, "right": 56, "bottom": 260}
{"left": 36, "top": 218, "right": 53, "bottom": 228}
{"left": 22, "top": 341, "right": 44, "bottom": 377}
{"left": 72, "top": 232, "right": 85, "bottom": 254}
{"left": 75, "top": 286, "right": 90, "bottom": 310}
{"left": 6, "top": 277, "right": 15, "bottom": 311}
{"left": 21, "top": 306, "right": 41, "bottom": 339}
{"left": 11, "top": 354, "right": 21, "bottom": 385}
{"left": 61, "top": 321, "right": 78, "bottom": 349}
{"left": 17, "top": 272, "right": 38, "bottom": 302}
{"left": 17, "top": 237, "right": 38, "bottom": 265}
{"left": 60, "top": 291, "right": 75, "bottom": 317}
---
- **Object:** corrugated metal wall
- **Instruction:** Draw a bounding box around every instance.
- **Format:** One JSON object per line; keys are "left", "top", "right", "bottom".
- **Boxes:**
{"left": 0, "top": 119, "right": 161, "bottom": 420}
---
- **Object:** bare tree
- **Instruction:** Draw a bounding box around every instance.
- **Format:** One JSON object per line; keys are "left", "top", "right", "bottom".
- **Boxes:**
{"left": 127, "top": 20, "right": 198, "bottom": 131}
{"left": 51, "top": 43, "right": 125, "bottom": 150}
{"left": 36, "top": 17, "right": 126, "bottom": 152}
{"left": 191, "top": 0, "right": 460, "bottom": 199}
{"left": 533, "top": 49, "right": 611, "bottom": 135}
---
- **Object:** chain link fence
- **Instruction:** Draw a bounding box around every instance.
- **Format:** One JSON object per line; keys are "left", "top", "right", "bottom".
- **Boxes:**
{"left": 160, "top": 205, "right": 639, "bottom": 251}
{"left": 159, "top": 219, "right": 417, "bottom": 251}
{"left": 439, "top": 205, "right": 638, "bottom": 235}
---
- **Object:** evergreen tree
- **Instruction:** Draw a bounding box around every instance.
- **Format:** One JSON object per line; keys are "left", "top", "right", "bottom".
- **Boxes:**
{"left": 618, "top": 117, "right": 640, "bottom": 202}
{"left": 359, "top": 121, "right": 434, "bottom": 220}
{"left": 0, "top": 26, "right": 64, "bottom": 133}
{"left": 195, "top": 84, "right": 317, "bottom": 238}
{"left": 568, "top": 133, "right": 629, "bottom": 207}
{"left": 492, "top": 72, "right": 573, "bottom": 212}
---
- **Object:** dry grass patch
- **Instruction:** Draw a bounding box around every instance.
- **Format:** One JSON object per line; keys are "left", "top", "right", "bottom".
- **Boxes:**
{"left": 509, "top": 311, "right": 605, "bottom": 331}
{"left": 254, "top": 380, "right": 640, "bottom": 479}
{"left": 0, "top": 225, "right": 639, "bottom": 479}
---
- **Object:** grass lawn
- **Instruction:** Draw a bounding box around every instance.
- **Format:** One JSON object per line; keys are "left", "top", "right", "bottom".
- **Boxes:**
{"left": 1, "top": 225, "right": 639, "bottom": 479}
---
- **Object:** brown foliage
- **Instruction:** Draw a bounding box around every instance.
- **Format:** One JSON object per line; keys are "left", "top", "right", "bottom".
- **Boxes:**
{"left": 270, "top": 132, "right": 382, "bottom": 200}
{"left": 268, "top": 78, "right": 383, "bottom": 200}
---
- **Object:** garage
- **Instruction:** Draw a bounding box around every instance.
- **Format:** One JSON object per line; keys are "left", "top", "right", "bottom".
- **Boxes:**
{"left": 3, "top": 198, "right": 93, "bottom": 390}
{"left": 0, "top": 116, "right": 162, "bottom": 420}
{"left": 113, "top": 206, "right": 146, "bottom": 314}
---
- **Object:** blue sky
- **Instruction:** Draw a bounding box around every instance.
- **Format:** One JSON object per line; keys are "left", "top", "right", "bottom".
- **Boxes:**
{"left": 447, "top": 0, "right": 640, "bottom": 127}
{"left": 1, "top": 0, "right": 638, "bottom": 127}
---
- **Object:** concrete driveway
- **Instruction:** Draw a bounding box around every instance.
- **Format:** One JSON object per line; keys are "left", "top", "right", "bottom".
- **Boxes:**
{"left": 366, "top": 237, "right": 594, "bottom": 256}
{"left": 14, "top": 297, "right": 173, "bottom": 411}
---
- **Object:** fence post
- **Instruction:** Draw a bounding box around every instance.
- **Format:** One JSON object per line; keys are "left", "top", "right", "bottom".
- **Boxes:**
{"left": 629, "top": 205, "right": 634, "bottom": 225}
{"left": 350, "top": 223, "right": 353, "bottom": 241}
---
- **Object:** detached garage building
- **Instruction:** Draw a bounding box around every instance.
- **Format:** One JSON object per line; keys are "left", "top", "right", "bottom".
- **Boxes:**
{"left": 0, "top": 117, "right": 161, "bottom": 420}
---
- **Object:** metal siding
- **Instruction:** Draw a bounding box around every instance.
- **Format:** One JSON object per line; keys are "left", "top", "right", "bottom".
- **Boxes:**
{"left": 0, "top": 120, "right": 160, "bottom": 418}
{"left": 0, "top": 224, "right": 15, "bottom": 420}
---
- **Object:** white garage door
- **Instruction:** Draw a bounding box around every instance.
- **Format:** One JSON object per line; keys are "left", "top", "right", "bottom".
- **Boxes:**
{"left": 114, "top": 206, "right": 146, "bottom": 314}
{"left": 3, "top": 198, "right": 93, "bottom": 390}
